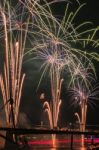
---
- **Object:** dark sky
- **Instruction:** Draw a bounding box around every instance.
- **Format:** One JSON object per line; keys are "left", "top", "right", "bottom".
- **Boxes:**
{"left": 51, "top": 0, "right": 99, "bottom": 25}
{"left": 81, "top": 0, "right": 99, "bottom": 27}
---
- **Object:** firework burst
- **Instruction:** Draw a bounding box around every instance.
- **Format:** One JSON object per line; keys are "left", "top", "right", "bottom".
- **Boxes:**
{"left": 68, "top": 80, "right": 99, "bottom": 132}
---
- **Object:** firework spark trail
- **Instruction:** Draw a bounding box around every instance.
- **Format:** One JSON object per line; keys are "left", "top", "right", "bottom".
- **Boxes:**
{"left": 0, "top": 1, "right": 29, "bottom": 127}
{"left": 43, "top": 101, "right": 53, "bottom": 129}
{"left": 24, "top": 0, "right": 98, "bottom": 67}
{"left": 50, "top": 68, "right": 63, "bottom": 128}
{"left": 42, "top": 55, "right": 64, "bottom": 128}
{"left": 0, "top": 3, "right": 10, "bottom": 125}
{"left": 0, "top": 41, "right": 26, "bottom": 126}
{"left": 68, "top": 56, "right": 96, "bottom": 89}
{"left": 9, "top": 41, "right": 26, "bottom": 125}
{"left": 0, "top": 75, "right": 9, "bottom": 124}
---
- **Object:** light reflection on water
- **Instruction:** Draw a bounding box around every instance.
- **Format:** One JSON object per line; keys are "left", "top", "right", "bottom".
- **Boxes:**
{"left": 0, "top": 134, "right": 96, "bottom": 150}
{"left": 26, "top": 134, "right": 91, "bottom": 150}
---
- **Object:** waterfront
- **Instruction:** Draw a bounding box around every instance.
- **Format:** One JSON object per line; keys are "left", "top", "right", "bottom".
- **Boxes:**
{"left": 25, "top": 134, "right": 99, "bottom": 150}
{"left": 25, "top": 134, "right": 87, "bottom": 150}
{"left": 1, "top": 132, "right": 99, "bottom": 150}
{"left": 0, "top": 128, "right": 99, "bottom": 150}
{"left": 1, "top": 127, "right": 99, "bottom": 150}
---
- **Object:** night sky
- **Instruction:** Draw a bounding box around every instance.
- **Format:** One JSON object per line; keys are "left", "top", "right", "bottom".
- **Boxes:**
{"left": 0, "top": 0, "right": 99, "bottom": 128}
